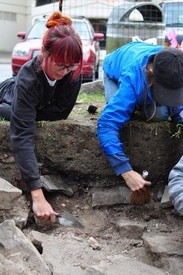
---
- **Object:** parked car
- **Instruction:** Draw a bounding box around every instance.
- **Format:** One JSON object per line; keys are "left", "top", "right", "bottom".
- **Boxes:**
{"left": 11, "top": 16, "right": 104, "bottom": 82}
{"left": 106, "top": 1, "right": 165, "bottom": 53}
{"left": 160, "top": 0, "right": 183, "bottom": 46}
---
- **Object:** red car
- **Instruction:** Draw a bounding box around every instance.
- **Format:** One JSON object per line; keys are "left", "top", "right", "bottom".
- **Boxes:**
{"left": 12, "top": 16, "right": 104, "bottom": 82}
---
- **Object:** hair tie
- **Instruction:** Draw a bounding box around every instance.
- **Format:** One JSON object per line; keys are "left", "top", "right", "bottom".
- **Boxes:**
{"left": 46, "top": 11, "right": 72, "bottom": 28}
{"left": 46, "top": 20, "right": 59, "bottom": 28}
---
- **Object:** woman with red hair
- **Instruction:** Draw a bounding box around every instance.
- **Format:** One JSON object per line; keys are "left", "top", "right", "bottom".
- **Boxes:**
{"left": 0, "top": 11, "right": 83, "bottom": 223}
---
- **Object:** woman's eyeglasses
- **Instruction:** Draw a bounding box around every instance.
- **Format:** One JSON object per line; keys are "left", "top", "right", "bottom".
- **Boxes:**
{"left": 53, "top": 62, "right": 79, "bottom": 72}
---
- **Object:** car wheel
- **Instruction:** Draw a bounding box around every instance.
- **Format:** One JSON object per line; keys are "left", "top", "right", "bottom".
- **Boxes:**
{"left": 91, "top": 61, "right": 100, "bottom": 82}
{"left": 82, "top": 62, "right": 98, "bottom": 82}
{"left": 95, "top": 64, "right": 99, "bottom": 80}
{"left": 91, "top": 67, "right": 96, "bottom": 82}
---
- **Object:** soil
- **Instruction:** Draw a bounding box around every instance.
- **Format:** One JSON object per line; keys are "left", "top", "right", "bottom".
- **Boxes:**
{"left": 19, "top": 100, "right": 183, "bottom": 273}
{"left": 24, "top": 185, "right": 183, "bottom": 271}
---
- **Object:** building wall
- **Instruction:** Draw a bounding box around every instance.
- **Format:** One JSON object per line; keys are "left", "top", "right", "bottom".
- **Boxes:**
{"left": 31, "top": 0, "right": 123, "bottom": 21}
{"left": 0, "top": 0, "right": 163, "bottom": 52}
{"left": 31, "top": 0, "right": 163, "bottom": 20}
{"left": 0, "top": 0, "right": 32, "bottom": 52}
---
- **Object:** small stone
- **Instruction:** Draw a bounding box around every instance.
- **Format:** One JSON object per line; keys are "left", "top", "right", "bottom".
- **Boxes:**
{"left": 88, "top": 237, "right": 101, "bottom": 250}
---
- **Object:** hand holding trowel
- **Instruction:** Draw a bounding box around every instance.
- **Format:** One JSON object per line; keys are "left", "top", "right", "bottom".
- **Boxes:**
{"left": 34, "top": 211, "right": 84, "bottom": 229}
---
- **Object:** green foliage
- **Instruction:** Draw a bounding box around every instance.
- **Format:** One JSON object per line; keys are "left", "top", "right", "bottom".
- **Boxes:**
{"left": 77, "top": 92, "right": 105, "bottom": 103}
{"left": 126, "top": 120, "right": 172, "bottom": 137}
{"left": 170, "top": 124, "right": 183, "bottom": 139}
{"left": 37, "top": 121, "right": 46, "bottom": 128}
{"left": 0, "top": 118, "right": 9, "bottom": 125}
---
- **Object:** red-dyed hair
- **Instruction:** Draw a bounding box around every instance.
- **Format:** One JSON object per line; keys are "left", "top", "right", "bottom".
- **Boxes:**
{"left": 41, "top": 11, "right": 83, "bottom": 79}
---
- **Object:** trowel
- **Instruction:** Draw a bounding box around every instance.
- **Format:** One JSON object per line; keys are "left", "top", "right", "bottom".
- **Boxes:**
{"left": 56, "top": 211, "right": 84, "bottom": 229}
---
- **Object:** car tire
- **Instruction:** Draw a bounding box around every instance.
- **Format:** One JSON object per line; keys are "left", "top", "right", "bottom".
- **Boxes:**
{"left": 95, "top": 64, "right": 99, "bottom": 80}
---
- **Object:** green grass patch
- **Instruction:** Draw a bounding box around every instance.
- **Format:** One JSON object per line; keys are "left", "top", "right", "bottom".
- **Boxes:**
{"left": 77, "top": 92, "right": 105, "bottom": 103}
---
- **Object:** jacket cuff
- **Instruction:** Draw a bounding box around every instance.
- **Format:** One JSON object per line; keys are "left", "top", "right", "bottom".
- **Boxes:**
{"left": 115, "top": 162, "right": 133, "bottom": 176}
{"left": 106, "top": 154, "right": 132, "bottom": 176}
{"left": 26, "top": 179, "right": 43, "bottom": 191}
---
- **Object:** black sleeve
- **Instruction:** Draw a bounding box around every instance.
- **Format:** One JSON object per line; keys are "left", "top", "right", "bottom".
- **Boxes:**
{"left": 10, "top": 73, "right": 82, "bottom": 191}
{"left": 10, "top": 83, "right": 42, "bottom": 191}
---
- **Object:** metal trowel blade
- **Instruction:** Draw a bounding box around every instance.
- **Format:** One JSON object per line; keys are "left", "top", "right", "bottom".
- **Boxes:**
{"left": 56, "top": 211, "right": 84, "bottom": 229}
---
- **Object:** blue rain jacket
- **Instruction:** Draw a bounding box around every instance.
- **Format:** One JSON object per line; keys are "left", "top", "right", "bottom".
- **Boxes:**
{"left": 97, "top": 41, "right": 183, "bottom": 176}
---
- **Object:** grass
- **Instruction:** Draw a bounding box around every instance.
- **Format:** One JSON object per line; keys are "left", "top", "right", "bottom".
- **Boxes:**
{"left": 77, "top": 91, "right": 105, "bottom": 104}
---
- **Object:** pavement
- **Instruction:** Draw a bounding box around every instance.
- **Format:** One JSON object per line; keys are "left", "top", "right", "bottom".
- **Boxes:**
{"left": 0, "top": 51, "right": 11, "bottom": 64}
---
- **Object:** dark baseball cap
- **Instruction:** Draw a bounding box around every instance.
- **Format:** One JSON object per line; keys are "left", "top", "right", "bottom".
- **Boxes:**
{"left": 153, "top": 47, "right": 183, "bottom": 107}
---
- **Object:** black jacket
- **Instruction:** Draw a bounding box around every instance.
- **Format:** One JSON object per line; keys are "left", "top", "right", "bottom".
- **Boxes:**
{"left": 0, "top": 56, "right": 81, "bottom": 191}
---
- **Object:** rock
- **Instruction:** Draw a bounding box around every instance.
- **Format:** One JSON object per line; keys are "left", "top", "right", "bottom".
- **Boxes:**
{"left": 0, "top": 177, "right": 29, "bottom": 229}
{"left": 0, "top": 178, "right": 22, "bottom": 210}
{"left": 91, "top": 186, "right": 131, "bottom": 207}
{"left": 143, "top": 232, "right": 183, "bottom": 256}
{"left": 40, "top": 174, "right": 74, "bottom": 196}
{"left": 85, "top": 254, "right": 166, "bottom": 275}
{"left": 0, "top": 220, "right": 52, "bottom": 274}
{"left": 116, "top": 219, "right": 146, "bottom": 239}
{"left": 160, "top": 185, "right": 172, "bottom": 208}
{"left": 88, "top": 237, "right": 101, "bottom": 250}
{"left": 6, "top": 195, "right": 30, "bottom": 229}
{"left": 143, "top": 232, "right": 183, "bottom": 274}
{"left": 80, "top": 80, "right": 104, "bottom": 94}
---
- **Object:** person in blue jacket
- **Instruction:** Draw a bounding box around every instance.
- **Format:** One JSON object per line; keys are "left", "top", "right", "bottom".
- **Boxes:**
{"left": 97, "top": 41, "right": 183, "bottom": 210}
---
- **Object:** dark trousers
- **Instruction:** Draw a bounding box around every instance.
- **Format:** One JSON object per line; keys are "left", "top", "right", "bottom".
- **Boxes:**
{"left": 0, "top": 77, "right": 15, "bottom": 121}
{"left": 0, "top": 102, "right": 11, "bottom": 120}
